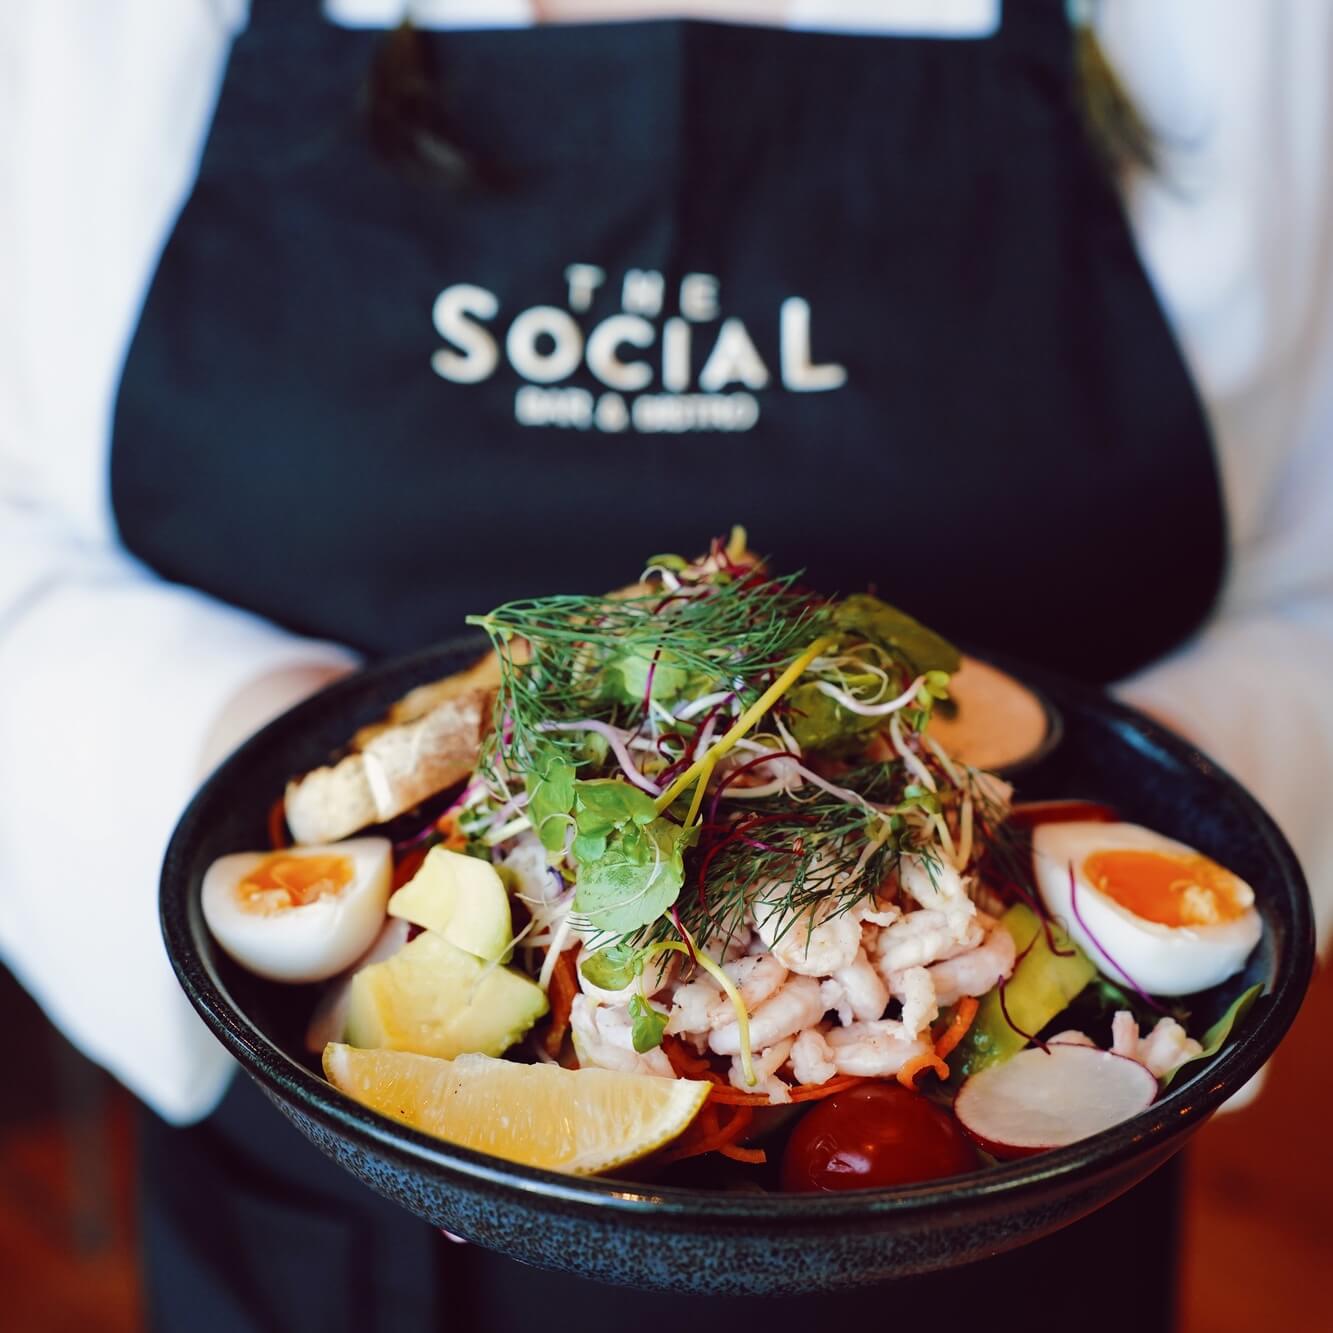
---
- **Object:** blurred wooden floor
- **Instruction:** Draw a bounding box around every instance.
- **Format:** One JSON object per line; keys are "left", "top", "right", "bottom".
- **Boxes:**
{"left": 0, "top": 967, "right": 140, "bottom": 1333}
{"left": 1, "top": 961, "right": 1329, "bottom": 1332}
{"left": 1178, "top": 956, "right": 1333, "bottom": 1333}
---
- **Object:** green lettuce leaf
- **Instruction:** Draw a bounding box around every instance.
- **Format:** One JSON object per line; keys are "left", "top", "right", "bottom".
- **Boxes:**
{"left": 784, "top": 679, "right": 883, "bottom": 751}
{"left": 784, "top": 596, "right": 959, "bottom": 751}
{"left": 1161, "top": 983, "right": 1264, "bottom": 1087}
{"left": 833, "top": 594, "right": 960, "bottom": 676}
{"left": 598, "top": 647, "right": 692, "bottom": 708}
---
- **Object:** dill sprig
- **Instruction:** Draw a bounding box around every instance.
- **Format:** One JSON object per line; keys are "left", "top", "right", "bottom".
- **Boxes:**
{"left": 466, "top": 571, "right": 829, "bottom": 772}
{"left": 634, "top": 764, "right": 928, "bottom": 956}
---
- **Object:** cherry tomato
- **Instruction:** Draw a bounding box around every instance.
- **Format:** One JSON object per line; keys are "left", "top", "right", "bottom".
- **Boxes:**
{"left": 780, "top": 1084, "right": 978, "bottom": 1192}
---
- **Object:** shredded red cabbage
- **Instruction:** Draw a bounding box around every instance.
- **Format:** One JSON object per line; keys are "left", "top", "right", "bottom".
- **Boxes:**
{"left": 656, "top": 698, "right": 730, "bottom": 788}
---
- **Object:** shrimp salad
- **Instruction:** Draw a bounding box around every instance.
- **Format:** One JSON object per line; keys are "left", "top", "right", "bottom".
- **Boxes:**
{"left": 204, "top": 533, "right": 1265, "bottom": 1187}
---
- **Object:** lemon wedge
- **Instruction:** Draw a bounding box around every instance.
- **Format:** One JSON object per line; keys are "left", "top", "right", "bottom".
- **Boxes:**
{"left": 323, "top": 1044, "right": 711, "bottom": 1174}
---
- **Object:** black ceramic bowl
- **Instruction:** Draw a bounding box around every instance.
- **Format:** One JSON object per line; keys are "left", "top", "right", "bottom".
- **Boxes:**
{"left": 160, "top": 637, "right": 1313, "bottom": 1296}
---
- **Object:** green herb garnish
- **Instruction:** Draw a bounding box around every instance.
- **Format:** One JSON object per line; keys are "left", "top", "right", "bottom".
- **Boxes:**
{"left": 573, "top": 817, "right": 697, "bottom": 937}
{"left": 628, "top": 994, "right": 670, "bottom": 1053}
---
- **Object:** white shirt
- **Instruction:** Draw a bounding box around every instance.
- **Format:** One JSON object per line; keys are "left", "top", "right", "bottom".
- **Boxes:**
{"left": 2, "top": 0, "right": 1331, "bottom": 1124}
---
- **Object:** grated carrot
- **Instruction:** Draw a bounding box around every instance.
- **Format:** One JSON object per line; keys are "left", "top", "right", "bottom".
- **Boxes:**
{"left": 656, "top": 1045, "right": 876, "bottom": 1165}
{"left": 542, "top": 950, "right": 580, "bottom": 1059}
{"left": 660, "top": 1102, "right": 755, "bottom": 1166}
{"left": 435, "top": 810, "right": 468, "bottom": 851}
{"left": 392, "top": 846, "right": 428, "bottom": 891}
{"left": 788, "top": 1075, "right": 867, "bottom": 1103}
{"left": 897, "top": 1051, "right": 950, "bottom": 1091}
{"left": 662, "top": 1035, "right": 716, "bottom": 1081}
{"left": 702, "top": 1085, "right": 770, "bottom": 1106}
{"left": 934, "top": 996, "right": 979, "bottom": 1061}
{"left": 707, "top": 1074, "right": 867, "bottom": 1107}
{"left": 717, "top": 1142, "right": 767, "bottom": 1165}
{"left": 657, "top": 1103, "right": 721, "bottom": 1165}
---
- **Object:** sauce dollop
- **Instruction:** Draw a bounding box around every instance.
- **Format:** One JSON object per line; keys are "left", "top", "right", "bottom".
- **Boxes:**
{"left": 925, "top": 656, "right": 1049, "bottom": 772}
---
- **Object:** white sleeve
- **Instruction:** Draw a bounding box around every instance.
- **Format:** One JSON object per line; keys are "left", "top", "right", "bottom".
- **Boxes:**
{"left": 0, "top": 0, "right": 357, "bottom": 1124}
{"left": 1101, "top": 0, "right": 1333, "bottom": 948}
{"left": 0, "top": 513, "right": 358, "bottom": 1124}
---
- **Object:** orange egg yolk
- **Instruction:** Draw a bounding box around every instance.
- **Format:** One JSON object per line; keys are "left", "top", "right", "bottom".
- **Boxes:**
{"left": 236, "top": 853, "right": 355, "bottom": 914}
{"left": 1081, "top": 849, "right": 1246, "bottom": 928}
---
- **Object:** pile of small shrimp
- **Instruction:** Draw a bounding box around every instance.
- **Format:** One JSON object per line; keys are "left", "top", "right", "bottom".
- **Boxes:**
{"left": 511, "top": 831, "right": 1019, "bottom": 1105}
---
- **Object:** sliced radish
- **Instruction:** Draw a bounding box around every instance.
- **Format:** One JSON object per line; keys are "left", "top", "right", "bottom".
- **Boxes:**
{"left": 304, "top": 916, "right": 411, "bottom": 1053}
{"left": 954, "top": 1044, "right": 1157, "bottom": 1159}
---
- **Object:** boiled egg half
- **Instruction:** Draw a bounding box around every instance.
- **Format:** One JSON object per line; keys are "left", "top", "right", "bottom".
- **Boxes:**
{"left": 202, "top": 838, "right": 392, "bottom": 983}
{"left": 1032, "top": 821, "right": 1261, "bottom": 996}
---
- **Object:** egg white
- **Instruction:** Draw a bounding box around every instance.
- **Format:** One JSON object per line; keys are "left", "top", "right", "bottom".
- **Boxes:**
{"left": 202, "top": 838, "right": 393, "bottom": 983}
{"left": 1032, "top": 821, "right": 1261, "bottom": 996}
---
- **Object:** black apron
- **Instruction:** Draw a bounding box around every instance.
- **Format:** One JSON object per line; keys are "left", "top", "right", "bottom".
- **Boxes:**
{"left": 116, "top": 3, "right": 1220, "bottom": 1329}
{"left": 112, "top": 1, "right": 1223, "bottom": 683}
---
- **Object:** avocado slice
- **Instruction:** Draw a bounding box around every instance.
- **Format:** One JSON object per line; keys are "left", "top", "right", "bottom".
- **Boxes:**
{"left": 388, "top": 846, "right": 513, "bottom": 963}
{"left": 345, "top": 930, "right": 547, "bottom": 1059}
{"left": 948, "top": 903, "right": 1096, "bottom": 1080}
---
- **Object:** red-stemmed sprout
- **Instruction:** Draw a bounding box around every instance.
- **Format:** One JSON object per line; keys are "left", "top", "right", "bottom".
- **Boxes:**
{"left": 706, "top": 749, "right": 801, "bottom": 825}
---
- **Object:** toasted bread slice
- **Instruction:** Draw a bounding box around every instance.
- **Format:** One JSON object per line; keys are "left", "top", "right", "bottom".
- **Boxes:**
{"left": 350, "top": 651, "right": 502, "bottom": 748}
{"left": 284, "top": 653, "right": 499, "bottom": 845}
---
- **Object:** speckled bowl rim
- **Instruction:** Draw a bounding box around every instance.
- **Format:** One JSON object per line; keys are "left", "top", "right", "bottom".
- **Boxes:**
{"left": 161, "top": 640, "right": 1314, "bottom": 1226}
